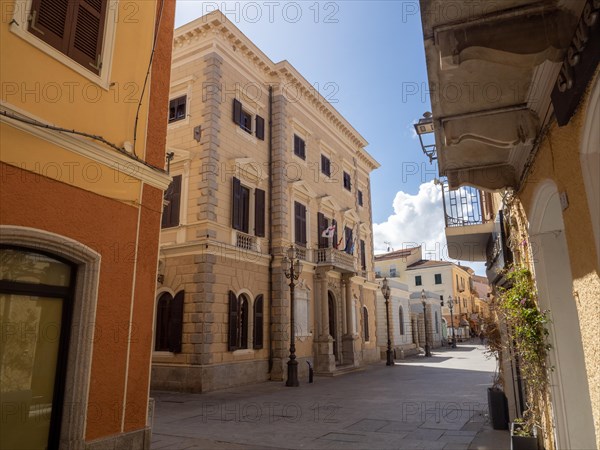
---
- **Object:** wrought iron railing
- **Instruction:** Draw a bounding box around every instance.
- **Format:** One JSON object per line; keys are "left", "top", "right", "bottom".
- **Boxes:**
{"left": 440, "top": 179, "right": 493, "bottom": 228}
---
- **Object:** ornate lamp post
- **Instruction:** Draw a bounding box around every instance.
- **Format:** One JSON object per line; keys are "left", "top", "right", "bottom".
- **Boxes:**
{"left": 381, "top": 278, "right": 394, "bottom": 366}
{"left": 447, "top": 295, "right": 457, "bottom": 348}
{"left": 421, "top": 289, "right": 432, "bottom": 357}
{"left": 283, "top": 245, "right": 303, "bottom": 387}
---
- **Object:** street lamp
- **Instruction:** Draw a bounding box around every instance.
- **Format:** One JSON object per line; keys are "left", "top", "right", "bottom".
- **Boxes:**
{"left": 446, "top": 295, "right": 457, "bottom": 348}
{"left": 421, "top": 289, "right": 432, "bottom": 357}
{"left": 283, "top": 245, "right": 303, "bottom": 387}
{"left": 381, "top": 278, "right": 394, "bottom": 366}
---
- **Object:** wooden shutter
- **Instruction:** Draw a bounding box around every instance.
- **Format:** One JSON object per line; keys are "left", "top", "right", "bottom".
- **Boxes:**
{"left": 295, "top": 202, "right": 306, "bottom": 245}
{"left": 363, "top": 308, "right": 369, "bottom": 341}
{"left": 345, "top": 227, "right": 353, "bottom": 253}
{"left": 232, "top": 177, "right": 242, "bottom": 230}
{"left": 68, "top": 0, "right": 107, "bottom": 74}
{"left": 29, "top": 0, "right": 72, "bottom": 52}
{"left": 162, "top": 175, "right": 181, "bottom": 229}
{"left": 332, "top": 219, "right": 338, "bottom": 249}
{"left": 255, "top": 115, "right": 265, "bottom": 140}
{"left": 228, "top": 291, "right": 238, "bottom": 351}
{"left": 241, "top": 186, "right": 250, "bottom": 233}
{"left": 255, "top": 188, "right": 265, "bottom": 237}
{"left": 360, "top": 239, "right": 366, "bottom": 270}
{"left": 233, "top": 99, "right": 242, "bottom": 125}
{"left": 253, "top": 295, "right": 264, "bottom": 349}
{"left": 318, "top": 212, "right": 328, "bottom": 249}
{"left": 168, "top": 291, "right": 184, "bottom": 353}
{"left": 155, "top": 293, "right": 171, "bottom": 351}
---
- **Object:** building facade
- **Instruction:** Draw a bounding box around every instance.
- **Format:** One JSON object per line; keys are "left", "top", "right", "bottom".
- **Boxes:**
{"left": 151, "top": 11, "right": 381, "bottom": 393}
{"left": 0, "top": 0, "right": 175, "bottom": 448}
{"left": 419, "top": 0, "right": 599, "bottom": 447}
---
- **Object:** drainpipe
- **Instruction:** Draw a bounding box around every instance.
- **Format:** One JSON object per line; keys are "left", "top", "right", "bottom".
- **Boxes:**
{"left": 268, "top": 85, "right": 274, "bottom": 373}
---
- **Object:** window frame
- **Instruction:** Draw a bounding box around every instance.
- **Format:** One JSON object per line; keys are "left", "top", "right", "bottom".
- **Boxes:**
{"left": 10, "top": 0, "right": 117, "bottom": 89}
{"left": 399, "top": 306, "right": 405, "bottom": 335}
{"left": 294, "top": 134, "right": 306, "bottom": 160}
{"left": 362, "top": 306, "right": 370, "bottom": 342}
{"left": 321, "top": 154, "right": 331, "bottom": 177}
{"left": 434, "top": 273, "right": 442, "bottom": 285}
{"left": 168, "top": 95, "right": 187, "bottom": 123}
{"left": 162, "top": 174, "right": 182, "bottom": 229}
{"left": 294, "top": 201, "right": 308, "bottom": 247}
{"left": 415, "top": 275, "right": 422, "bottom": 286}
{"left": 343, "top": 171, "right": 352, "bottom": 191}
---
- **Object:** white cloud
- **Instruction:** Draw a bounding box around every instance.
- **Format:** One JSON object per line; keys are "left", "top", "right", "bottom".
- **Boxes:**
{"left": 373, "top": 181, "right": 487, "bottom": 276}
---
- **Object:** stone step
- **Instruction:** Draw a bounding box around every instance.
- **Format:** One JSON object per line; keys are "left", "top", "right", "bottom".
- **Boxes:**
{"left": 315, "top": 364, "right": 365, "bottom": 377}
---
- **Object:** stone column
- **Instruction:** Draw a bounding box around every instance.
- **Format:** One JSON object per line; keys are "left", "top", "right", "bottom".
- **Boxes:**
{"left": 342, "top": 276, "right": 358, "bottom": 366}
{"left": 314, "top": 271, "right": 334, "bottom": 373}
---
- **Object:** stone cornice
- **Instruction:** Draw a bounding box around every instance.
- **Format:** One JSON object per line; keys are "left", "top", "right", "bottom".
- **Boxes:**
{"left": 173, "top": 11, "right": 378, "bottom": 164}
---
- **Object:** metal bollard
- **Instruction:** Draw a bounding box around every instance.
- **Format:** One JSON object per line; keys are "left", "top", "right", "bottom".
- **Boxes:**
{"left": 306, "top": 361, "right": 314, "bottom": 383}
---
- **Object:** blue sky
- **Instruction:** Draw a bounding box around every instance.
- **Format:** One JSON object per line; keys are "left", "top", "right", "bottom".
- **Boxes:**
{"left": 174, "top": 1, "right": 486, "bottom": 275}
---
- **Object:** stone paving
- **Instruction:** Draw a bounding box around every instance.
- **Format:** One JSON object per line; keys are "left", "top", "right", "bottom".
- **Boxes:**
{"left": 151, "top": 342, "right": 510, "bottom": 449}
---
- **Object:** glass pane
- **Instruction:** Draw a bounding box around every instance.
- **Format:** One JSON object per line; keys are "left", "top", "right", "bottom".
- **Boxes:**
{"left": 0, "top": 294, "right": 63, "bottom": 450}
{"left": 0, "top": 249, "right": 71, "bottom": 287}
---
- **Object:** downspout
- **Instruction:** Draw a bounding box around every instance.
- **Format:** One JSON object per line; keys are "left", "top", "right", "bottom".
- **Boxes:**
{"left": 268, "top": 85, "right": 274, "bottom": 373}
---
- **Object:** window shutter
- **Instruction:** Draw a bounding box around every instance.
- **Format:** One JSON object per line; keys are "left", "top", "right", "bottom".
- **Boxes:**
{"left": 232, "top": 177, "right": 242, "bottom": 231}
{"left": 255, "top": 115, "right": 265, "bottom": 140}
{"left": 360, "top": 239, "right": 366, "bottom": 270}
{"left": 240, "top": 298, "right": 249, "bottom": 349}
{"left": 332, "top": 219, "right": 338, "bottom": 249}
{"left": 68, "top": 0, "right": 108, "bottom": 74}
{"left": 168, "top": 291, "right": 184, "bottom": 353}
{"left": 155, "top": 293, "right": 171, "bottom": 351}
{"left": 295, "top": 202, "right": 307, "bottom": 245}
{"left": 169, "top": 175, "right": 182, "bottom": 227}
{"left": 344, "top": 227, "right": 353, "bottom": 254}
{"left": 255, "top": 188, "right": 265, "bottom": 237}
{"left": 29, "top": 0, "right": 72, "bottom": 52}
{"left": 253, "top": 295, "right": 264, "bottom": 349}
{"left": 363, "top": 308, "right": 369, "bottom": 342}
{"left": 317, "top": 212, "right": 328, "bottom": 248}
{"left": 233, "top": 99, "right": 242, "bottom": 125}
{"left": 228, "top": 291, "right": 238, "bottom": 351}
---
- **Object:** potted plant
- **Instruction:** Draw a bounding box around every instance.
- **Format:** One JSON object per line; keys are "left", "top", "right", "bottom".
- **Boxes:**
{"left": 483, "top": 311, "right": 509, "bottom": 430}
{"left": 497, "top": 266, "right": 550, "bottom": 450}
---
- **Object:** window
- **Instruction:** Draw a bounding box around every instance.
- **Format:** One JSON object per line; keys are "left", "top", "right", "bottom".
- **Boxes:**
{"left": 0, "top": 247, "right": 75, "bottom": 448}
{"left": 390, "top": 265, "right": 397, "bottom": 277}
{"left": 363, "top": 307, "right": 370, "bottom": 342}
{"left": 155, "top": 291, "right": 184, "bottom": 353}
{"left": 232, "top": 177, "right": 250, "bottom": 233}
{"left": 228, "top": 291, "right": 250, "bottom": 350}
{"left": 358, "top": 190, "right": 363, "bottom": 206}
{"left": 317, "top": 212, "right": 330, "bottom": 249}
{"left": 294, "top": 134, "right": 306, "bottom": 159}
{"left": 28, "top": 0, "right": 108, "bottom": 75}
{"left": 169, "top": 96, "right": 187, "bottom": 123}
{"left": 343, "top": 171, "right": 352, "bottom": 191}
{"left": 254, "top": 189, "right": 265, "bottom": 237}
{"left": 415, "top": 275, "right": 422, "bottom": 286}
{"left": 294, "top": 201, "right": 307, "bottom": 246}
{"left": 253, "top": 295, "right": 264, "bottom": 349}
{"left": 435, "top": 311, "right": 439, "bottom": 333}
{"left": 435, "top": 273, "right": 442, "bottom": 284}
{"left": 162, "top": 175, "right": 182, "bottom": 229}
{"left": 360, "top": 239, "right": 366, "bottom": 270}
{"left": 232, "top": 99, "right": 264, "bottom": 138}
{"left": 399, "top": 306, "right": 405, "bottom": 335}
{"left": 375, "top": 270, "right": 381, "bottom": 278}
{"left": 344, "top": 226, "right": 353, "bottom": 254}
{"left": 321, "top": 154, "right": 331, "bottom": 177}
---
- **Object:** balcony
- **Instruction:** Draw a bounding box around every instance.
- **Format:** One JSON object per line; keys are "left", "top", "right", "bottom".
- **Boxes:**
{"left": 235, "top": 232, "right": 258, "bottom": 252}
{"left": 313, "top": 248, "right": 356, "bottom": 274}
{"left": 440, "top": 180, "right": 495, "bottom": 261}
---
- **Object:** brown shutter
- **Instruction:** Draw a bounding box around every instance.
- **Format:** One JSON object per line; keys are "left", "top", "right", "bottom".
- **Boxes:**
{"left": 344, "top": 227, "right": 353, "bottom": 254}
{"left": 232, "top": 177, "right": 242, "bottom": 230}
{"left": 67, "top": 0, "right": 107, "bottom": 74}
{"left": 169, "top": 175, "right": 181, "bottom": 227}
{"left": 240, "top": 298, "right": 248, "bottom": 348}
{"left": 253, "top": 295, "right": 264, "bottom": 349}
{"left": 332, "top": 219, "right": 338, "bottom": 249}
{"left": 29, "top": 0, "right": 72, "bottom": 53}
{"left": 295, "top": 202, "right": 306, "bottom": 246}
{"left": 363, "top": 308, "right": 369, "bottom": 341}
{"left": 228, "top": 291, "right": 238, "bottom": 351}
{"left": 155, "top": 293, "right": 171, "bottom": 351}
{"left": 360, "top": 239, "right": 366, "bottom": 270}
{"left": 255, "top": 188, "right": 265, "bottom": 237}
{"left": 255, "top": 115, "right": 265, "bottom": 140}
{"left": 318, "top": 212, "right": 328, "bottom": 249}
{"left": 233, "top": 99, "right": 242, "bottom": 125}
{"left": 168, "top": 291, "right": 184, "bottom": 353}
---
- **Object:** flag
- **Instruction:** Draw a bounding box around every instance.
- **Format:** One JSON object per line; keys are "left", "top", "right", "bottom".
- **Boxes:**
{"left": 321, "top": 224, "right": 336, "bottom": 238}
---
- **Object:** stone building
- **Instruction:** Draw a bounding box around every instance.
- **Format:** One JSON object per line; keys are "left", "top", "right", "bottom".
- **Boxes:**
{"left": 418, "top": 0, "right": 599, "bottom": 447}
{"left": 0, "top": 0, "right": 175, "bottom": 448}
{"left": 151, "top": 11, "right": 380, "bottom": 392}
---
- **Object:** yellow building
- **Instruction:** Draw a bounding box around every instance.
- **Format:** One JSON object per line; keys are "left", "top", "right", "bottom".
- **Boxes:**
{"left": 419, "top": 0, "right": 599, "bottom": 448}
{"left": 151, "top": 11, "right": 381, "bottom": 392}
{"left": 1, "top": 1, "right": 175, "bottom": 448}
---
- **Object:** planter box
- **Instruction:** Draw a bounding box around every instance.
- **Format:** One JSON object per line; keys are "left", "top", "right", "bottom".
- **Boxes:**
{"left": 487, "top": 387, "right": 509, "bottom": 430}
{"left": 510, "top": 422, "right": 539, "bottom": 450}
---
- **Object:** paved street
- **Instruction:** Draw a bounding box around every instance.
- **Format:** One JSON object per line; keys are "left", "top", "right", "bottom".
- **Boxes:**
{"left": 151, "top": 343, "right": 510, "bottom": 449}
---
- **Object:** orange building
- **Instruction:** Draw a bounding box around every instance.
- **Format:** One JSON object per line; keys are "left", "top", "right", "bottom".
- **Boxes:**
{"left": 0, "top": 0, "right": 175, "bottom": 448}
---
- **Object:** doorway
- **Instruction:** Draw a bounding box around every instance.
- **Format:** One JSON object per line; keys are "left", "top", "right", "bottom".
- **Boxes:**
{"left": 327, "top": 291, "right": 338, "bottom": 361}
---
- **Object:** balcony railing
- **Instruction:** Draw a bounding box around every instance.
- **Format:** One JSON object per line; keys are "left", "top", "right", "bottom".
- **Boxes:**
{"left": 236, "top": 232, "right": 257, "bottom": 252}
{"left": 313, "top": 248, "right": 355, "bottom": 273}
{"left": 440, "top": 180, "right": 493, "bottom": 228}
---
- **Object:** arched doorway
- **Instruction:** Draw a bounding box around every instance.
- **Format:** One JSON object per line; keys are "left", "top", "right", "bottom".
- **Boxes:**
{"left": 327, "top": 291, "right": 338, "bottom": 361}
{"left": 529, "top": 180, "right": 596, "bottom": 448}
{"left": 0, "top": 246, "right": 75, "bottom": 450}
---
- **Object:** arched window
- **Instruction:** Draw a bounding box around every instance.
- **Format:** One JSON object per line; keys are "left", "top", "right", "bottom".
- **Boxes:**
{"left": 435, "top": 311, "right": 439, "bottom": 333}
{"left": 155, "top": 291, "right": 184, "bottom": 353}
{"left": 399, "top": 306, "right": 405, "bottom": 335}
{"left": 229, "top": 291, "right": 257, "bottom": 351}
{"left": 363, "top": 306, "right": 370, "bottom": 342}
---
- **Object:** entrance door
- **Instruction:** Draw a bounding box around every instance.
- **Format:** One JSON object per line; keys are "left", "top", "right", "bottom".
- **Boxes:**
{"left": 0, "top": 247, "right": 75, "bottom": 450}
{"left": 327, "top": 292, "right": 338, "bottom": 360}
